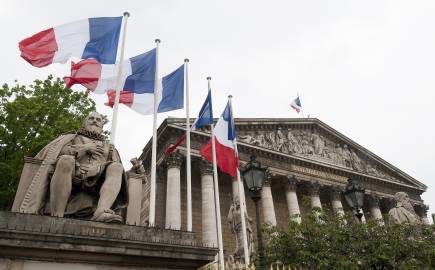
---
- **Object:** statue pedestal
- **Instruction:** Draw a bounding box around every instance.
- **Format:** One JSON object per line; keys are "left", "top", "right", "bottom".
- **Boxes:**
{"left": 0, "top": 212, "right": 217, "bottom": 270}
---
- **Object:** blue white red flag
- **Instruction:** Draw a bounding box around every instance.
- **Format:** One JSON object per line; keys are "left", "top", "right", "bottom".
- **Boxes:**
{"left": 106, "top": 63, "right": 184, "bottom": 115}
{"left": 290, "top": 96, "right": 302, "bottom": 113}
{"left": 200, "top": 101, "right": 239, "bottom": 177}
{"left": 165, "top": 90, "right": 213, "bottom": 154}
{"left": 64, "top": 48, "right": 156, "bottom": 94}
{"left": 19, "top": 17, "right": 122, "bottom": 67}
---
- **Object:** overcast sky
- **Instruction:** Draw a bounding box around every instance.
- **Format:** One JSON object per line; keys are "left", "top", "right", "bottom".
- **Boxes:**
{"left": 2, "top": 0, "right": 434, "bottom": 220}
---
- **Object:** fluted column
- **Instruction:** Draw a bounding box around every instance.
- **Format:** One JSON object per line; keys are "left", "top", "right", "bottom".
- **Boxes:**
{"left": 285, "top": 175, "right": 301, "bottom": 223}
{"left": 330, "top": 186, "right": 345, "bottom": 218}
{"left": 368, "top": 194, "right": 384, "bottom": 225}
{"left": 309, "top": 181, "right": 322, "bottom": 210}
{"left": 261, "top": 171, "right": 277, "bottom": 226}
{"left": 165, "top": 151, "right": 183, "bottom": 230}
{"left": 200, "top": 159, "right": 218, "bottom": 246}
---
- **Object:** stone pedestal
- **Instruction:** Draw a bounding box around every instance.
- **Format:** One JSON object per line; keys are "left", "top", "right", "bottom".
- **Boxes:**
{"left": 261, "top": 172, "right": 276, "bottom": 226}
{"left": 285, "top": 176, "right": 301, "bottom": 223}
{"left": 126, "top": 172, "right": 146, "bottom": 225}
{"left": 165, "top": 152, "right": 183, "bottom": 230}
{"left": 0, "top": 212, "right": 217, "bottom": 270}
{"left": 200, "top": 159, "right": 217, "bottom": 247}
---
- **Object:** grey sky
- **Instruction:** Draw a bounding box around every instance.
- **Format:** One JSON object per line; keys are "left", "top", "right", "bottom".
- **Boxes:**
{"left": 2, "top": 0, "right": 434, "bottom": 219}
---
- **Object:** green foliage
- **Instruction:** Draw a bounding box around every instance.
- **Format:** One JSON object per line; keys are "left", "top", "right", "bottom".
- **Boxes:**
{"left": 0, "top": 75, "right": 96, "bottom": 210}
{"left": 264, "top": 211, "right": 435, "bottom": 270}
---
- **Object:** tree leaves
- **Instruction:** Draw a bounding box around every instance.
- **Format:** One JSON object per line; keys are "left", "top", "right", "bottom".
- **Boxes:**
{"left": 0, "top": 76, "right": 96, "bottom": 209}
{"left": 264, "top": 211, "right": 435, "bottom": 269}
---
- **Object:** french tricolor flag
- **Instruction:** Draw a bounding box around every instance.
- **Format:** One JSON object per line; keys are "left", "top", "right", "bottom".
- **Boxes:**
{"left": 64, "top": 48, "right": 156, "bottom": 94}
{"left": 200, "top": 101, "right": 239, "bottom": 177}
{"left": 105, "top": 64, "right": 184, "bottom": 115}
{"left": 290, "top": 96, "right": 302, "bottom": 113}
{"left": 19, "top": 17, "right": 122, "bottom": 67}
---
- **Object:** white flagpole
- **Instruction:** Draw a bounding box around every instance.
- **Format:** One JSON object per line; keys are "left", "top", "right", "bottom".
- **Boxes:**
{"left": 297, "top": 92, "right": 305, "bottom": 118}
{"left": 185, "top": 58, "right": 192, "bottom": 232}
{"left": 228, "top": 95, "right": 250, "bottom": 266}
{"left": 208, "top": 77, "right": 225, "bottom": 270}
{"left": 149, "top": 38, "right": 160, "bottom": 226}
{"left": 109, "top": 12, "right": 130, "bottom": 144}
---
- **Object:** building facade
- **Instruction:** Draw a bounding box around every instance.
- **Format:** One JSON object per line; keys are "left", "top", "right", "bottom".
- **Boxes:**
{"left": 139, "top": 118, "right": 429, "bottom": 257}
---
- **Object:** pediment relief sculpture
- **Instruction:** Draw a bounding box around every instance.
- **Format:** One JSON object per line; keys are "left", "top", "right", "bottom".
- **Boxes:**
{"left": 237, "top": 127, "right": 402, "bottom": 183}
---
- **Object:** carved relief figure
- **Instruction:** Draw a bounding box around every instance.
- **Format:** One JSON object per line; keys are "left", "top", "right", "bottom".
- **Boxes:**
{"left": 388, "top": 192, "right": 421, "bottom": 225}
{"left": 227, "top": 197, "right": 254, "bottom": 263}
{"left": 350, "top": 150, "right": 365, "bottom": 172}
{"left": 286, "top": 128, "right": 299, "bottom": 154}
{"left": 275, "top": 127, "right": 286, "bottom": 152}
{"left": 342, "top": 144, "right": 352, "bottom": 167}
{"left": 311, "top": 131, "right": 325, "bottom": 156}
{"left": 13, "top": 112, "right": 128, "bottom": 223}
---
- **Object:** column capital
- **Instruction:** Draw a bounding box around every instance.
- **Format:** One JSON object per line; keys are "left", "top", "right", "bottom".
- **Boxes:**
{"left": 264, "top": 169, "right": 273, "bottom": 186}
{"left": 199, "top": 158, "right": 213, "bottom": 176}
{"left": 165, "top": 151, "right": 183, "bottom": 169}
{"left": 309, "top": 181, "right": 321, "bottom": 196}
{"left": 286, "top": 175, "right": 299, "bottom": 191}
{"left": 330, "top": 185, "right": 343, "bottom": 201}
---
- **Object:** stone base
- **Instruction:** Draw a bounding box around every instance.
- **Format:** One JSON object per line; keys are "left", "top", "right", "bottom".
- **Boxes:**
{"left": 0, "top": 212, "right": 217, "bottom": 270}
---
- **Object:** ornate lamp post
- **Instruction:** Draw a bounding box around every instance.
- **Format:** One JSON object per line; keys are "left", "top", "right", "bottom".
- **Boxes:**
{"left": 241, "top": 155, "right": 267, "bottom": 270}
{"left": 343, "top": 178, "right": 365, "bottom": 222}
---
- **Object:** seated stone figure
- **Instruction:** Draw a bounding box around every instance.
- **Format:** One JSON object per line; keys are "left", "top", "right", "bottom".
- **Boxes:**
{"left": 388, "top": 192, "right": 420, "bottom": 225}
{"left": 12, "top": 112, "right": 128, "bottom": 223}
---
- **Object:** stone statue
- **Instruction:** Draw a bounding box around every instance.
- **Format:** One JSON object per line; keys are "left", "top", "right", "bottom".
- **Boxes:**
{"left": 227, "top": 197, "right": 254, "bottom": 263}
{"left": 13, "top": 112, "right": 128, "bottom": 223}
{"left": 388, "top": 192, "right": 421, "bottom": 225}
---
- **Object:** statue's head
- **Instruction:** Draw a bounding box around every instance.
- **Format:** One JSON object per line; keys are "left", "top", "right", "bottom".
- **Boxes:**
{"left": 83, "top": 112, "right": 104, "bottom": 134}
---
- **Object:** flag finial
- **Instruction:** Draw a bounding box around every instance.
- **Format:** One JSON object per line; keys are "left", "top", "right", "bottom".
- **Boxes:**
{"left": 228, "top": 95, "right": 233, "bottom": 99}
{"left": 155, "top": 39, "right": 161, "bottom": 43}
{"left": 184, "top": 58, "right": 189, "bottom": 63}
{"left": 123, "top": 12, "right": 130, "bottom": 17}
{"left": 207, "top": 76, "right": 211, "bottom": 80}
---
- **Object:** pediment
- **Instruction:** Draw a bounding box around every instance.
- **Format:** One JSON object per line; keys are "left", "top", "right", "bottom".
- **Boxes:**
{"left": 232, "top": 119, "right": 425, "bottom": 190}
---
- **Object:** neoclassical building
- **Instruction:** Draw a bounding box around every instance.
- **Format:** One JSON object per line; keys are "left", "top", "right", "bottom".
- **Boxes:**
{"left": 138, "top": 118, "right": 429, "bottom": 256}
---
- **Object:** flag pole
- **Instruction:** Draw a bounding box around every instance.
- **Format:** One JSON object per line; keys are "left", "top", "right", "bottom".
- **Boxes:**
{"left": 185, "top": 58, "right": 192, "bottom": 232}
{"left": 149, "top": 38, "right": 160, "bottom": 226}
{"left": 297, "top": 92, "right": 305, "bottom": 118}
{"left": 228, "top": 95, "right": 250, "bottom": 266}
{"left": 208, "top": 77, "right": 225, "bottom": 270}
{"left": 109, "top": 12, "right": 130, "bottom": 144}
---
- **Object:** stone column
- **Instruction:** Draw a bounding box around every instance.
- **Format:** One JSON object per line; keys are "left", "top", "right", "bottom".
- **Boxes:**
{"left": 330, "top": 186, "right": 345, "bottom": 218}
{"left": 309, "top": 181, "right": 322, "bottom": 210}
{"left": 368, "top": 194, "right": 384, "bottom": 225}
{"left": 285, "top": 175, "right": 301, "bottom": 223}
{"left": 261, "top": 171, "right": 277, "bottom": 226}
{"left": 165, "top": 151, "right": 183, "bottom": 230}
{"left": 200, "top": 159, "right": 218, "bottom": 247}
{"left": 126, "top": 172, "right": 146, "bottom": 225}
{"left": 418, "top": 204, "right": 430, "bottom": 225}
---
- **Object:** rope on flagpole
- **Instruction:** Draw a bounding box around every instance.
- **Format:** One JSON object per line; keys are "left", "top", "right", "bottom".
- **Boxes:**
{"left": 149, "top": 38, "right": 160, "bottom": 227}
{"left": 185, "top": 58, "right": 192, "bottom": 232}
{"left": 229, "top": 95, "right": 251, "bottom": 266}
{"left": 109, "top": 12, "right": 130, "bottom": 144}
{"left": 208, "top": 77, "right": 225, "bottom": 270}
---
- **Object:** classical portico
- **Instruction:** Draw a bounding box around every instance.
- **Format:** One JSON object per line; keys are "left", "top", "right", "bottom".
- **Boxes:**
{"left": 139, "top": 118, "right": 428, "bottom": 257}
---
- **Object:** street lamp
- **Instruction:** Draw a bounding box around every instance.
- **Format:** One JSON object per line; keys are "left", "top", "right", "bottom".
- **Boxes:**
{"left": 241, "top": 155, "right": 267, "bottom": 270}
{"left": 343, "top": 178, "right": 365, "bottom": 222}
